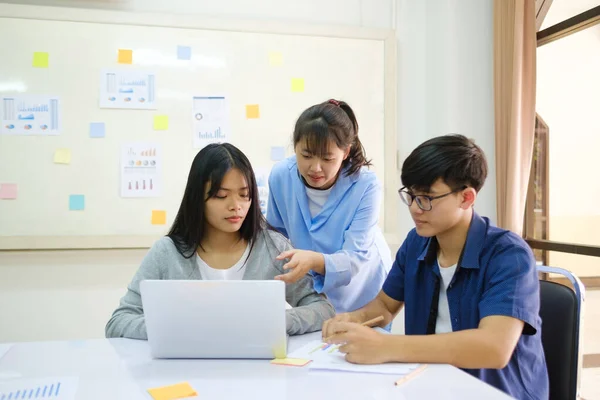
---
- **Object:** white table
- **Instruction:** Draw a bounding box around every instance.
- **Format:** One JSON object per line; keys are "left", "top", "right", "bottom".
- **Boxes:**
{"left": 0, "top": 332, "right": 513, "bottom": 399}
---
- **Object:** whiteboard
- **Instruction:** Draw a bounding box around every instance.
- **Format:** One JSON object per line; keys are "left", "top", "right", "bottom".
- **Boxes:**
{"left": 0, "top": 4, "right": 397, "bottom": 250}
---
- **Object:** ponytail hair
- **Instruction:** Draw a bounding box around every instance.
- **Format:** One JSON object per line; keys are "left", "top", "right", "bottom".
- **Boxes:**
{"left": 292, "top": 99, "right": 372, "bottom": 176}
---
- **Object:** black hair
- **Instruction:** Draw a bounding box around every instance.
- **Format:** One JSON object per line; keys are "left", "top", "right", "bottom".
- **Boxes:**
{"left": 167, "top": 143, "right": 264, "bottom": 258}
{"left": 401, "top": 134, "right": 488, "bottom": 192}
{"left": 293, "top": 99, "right": 372, "bottom": 176}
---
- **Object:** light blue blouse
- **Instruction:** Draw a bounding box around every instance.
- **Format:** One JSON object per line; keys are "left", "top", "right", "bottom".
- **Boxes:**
{"left": 267, "top": 157, "right": 392, "bottom": 313}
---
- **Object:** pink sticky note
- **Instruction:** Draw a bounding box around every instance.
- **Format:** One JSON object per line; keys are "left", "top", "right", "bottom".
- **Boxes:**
{"left": 0, "top": 184, "right": 18, "bottom": 200}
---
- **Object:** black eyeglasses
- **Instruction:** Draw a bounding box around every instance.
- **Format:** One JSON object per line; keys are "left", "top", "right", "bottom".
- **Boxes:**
{"left": 398, "top": 186, "right": 467, "bottom": 211}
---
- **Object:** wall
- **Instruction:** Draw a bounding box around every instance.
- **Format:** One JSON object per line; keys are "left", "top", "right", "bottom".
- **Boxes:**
{"left": 394, "top": 0, "right": 496, "bottom": 241}
{"left": 0, "top": 0, "right": 497, "bottom": 341}
{"left": 0, "top": 250, "right": 141, "bottom": 341}
{"left": 0, "top": 0, "right": 394, "bottom": 29}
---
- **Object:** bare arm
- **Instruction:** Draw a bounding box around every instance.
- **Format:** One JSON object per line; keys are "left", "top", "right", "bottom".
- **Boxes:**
{"left": 322, "top": 290, "right": 403, "bottom": 339}
{"left": 328, "top": 315, "right": 524, "bottom": 368}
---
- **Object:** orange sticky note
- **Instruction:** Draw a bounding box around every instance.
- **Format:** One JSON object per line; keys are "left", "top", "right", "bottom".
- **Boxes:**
{"left": 246, "top": 104, "right": 260, "bottom": 119}
{"left": 151, "top": 210, "right": 167, "bottom": 225}
{"left": 147, "top": 382, "right": 197, "bottom": 400}
{"left": 32, "top": 52, "right": 49, "bottom": 68}
{"left": 270, "top": 358, "right": 312, "bottom": 367}
{"left": 54, "top": 148, "right": 71, "bottom": 164}
{"left": 291, "top": 78, "right": 305, "bottom": 93}
{"left": 153, "top": 115, "right": 169, "bottom": 130}
{"left": 118, "top": 49, "right": 133, "bottom": 64}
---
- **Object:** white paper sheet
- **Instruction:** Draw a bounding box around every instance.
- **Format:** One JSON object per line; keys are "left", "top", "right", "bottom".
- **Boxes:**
{"left": 192, "top": 96, "right": 230, "bottom": 148}
{"left": 0, "top": 344, "right": 12, "bottom": 362}
{"left": 100, "top": 70, "right": 156, "bottom": 109}
{"left": 288, "top": 340, "right": 420, "bottom": 375}
{"left": 1, "top": 95, "right": 60, "bottom": 135}
{"left": 120, "top": 143, "right": 162, "bottom": 198}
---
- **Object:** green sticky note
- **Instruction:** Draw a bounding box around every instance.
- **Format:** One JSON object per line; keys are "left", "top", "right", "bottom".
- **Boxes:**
{"left": 153, "top": 115, "right": 169, "bottom": 130}
{"left": 33, "top": 52, "right": 49, "bottom": 68}
{"left": 269, "top": 52, "right": 283, "bottom": 66}
{"left": 291, "top": 78, "right": 305, "bottom": 93}
{"left": 54, "top": 149, "right": 71, "bottom": 164}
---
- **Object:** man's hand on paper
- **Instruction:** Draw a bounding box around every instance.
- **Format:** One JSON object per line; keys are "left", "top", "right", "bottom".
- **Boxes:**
{"left": 322, "top": 312, "right": 362, "bottom": 339}
{"left": 325, "top": 321, "right": 391, "bottom": 365}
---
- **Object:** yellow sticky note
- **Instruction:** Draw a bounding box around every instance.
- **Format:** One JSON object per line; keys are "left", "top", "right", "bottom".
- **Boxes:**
{"left": 269, "top": 52, "right": 283, "bottom": 66}
{"left": 32, "top": 52, "right": 49, "bottom": 68}
{"left": 118, "top": 49, "right": 133, "bottom": 64}
{"left": 151, "top": 210, "right": 167, "bottom": 225}
{"left": 271, "top": 358, "right": 312, "bottom": 367}
{"left": 291, "top": 78, "right": 305, "bottom": 93}
{"left": 147, "top": 382, "right": 197, "bottom": 400}
{"left": 154, "top": 115, "right": 169, "bottom": 130}
{"left": 54, "top": 149, "right": 71, "bottom": 164}
{"left": 246, "top": 104, "right": 260, "bottom": 119}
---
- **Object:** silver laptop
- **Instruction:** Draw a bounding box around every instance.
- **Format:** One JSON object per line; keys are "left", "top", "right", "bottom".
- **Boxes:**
{"left": 140, "top": 280, "right": 287, "bottom": 359}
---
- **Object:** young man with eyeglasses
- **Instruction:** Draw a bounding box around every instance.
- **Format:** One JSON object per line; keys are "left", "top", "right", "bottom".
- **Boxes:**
{"left": 322, "top": 134, "right": 548, "bottom": 400}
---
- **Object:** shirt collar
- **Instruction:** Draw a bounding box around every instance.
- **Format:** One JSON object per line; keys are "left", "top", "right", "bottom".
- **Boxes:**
{"left": 417, "top": 211, "right": 488, "bottom": 270}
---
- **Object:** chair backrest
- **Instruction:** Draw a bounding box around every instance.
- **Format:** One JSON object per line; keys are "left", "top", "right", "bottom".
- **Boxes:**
{"left": 537, "top": 266, "right": 585, "bottom": 400}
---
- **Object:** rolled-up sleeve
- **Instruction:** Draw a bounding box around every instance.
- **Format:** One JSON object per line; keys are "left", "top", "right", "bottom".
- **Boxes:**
{"left": 478, "top": 245, "right": 541, "bottom": 335}
{"left": 382, "top": 238, "right": 408, "bottom": 302}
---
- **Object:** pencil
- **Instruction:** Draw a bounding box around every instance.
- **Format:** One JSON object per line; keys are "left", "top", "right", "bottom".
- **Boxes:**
{"left": 394, "top": 364, "right": 428, "bottom": 386}
{"left": 323, "top": 315, "right": 385, "bottom": 342}
{"left": 361, "top": 315, "right": 385, "bottom": 327}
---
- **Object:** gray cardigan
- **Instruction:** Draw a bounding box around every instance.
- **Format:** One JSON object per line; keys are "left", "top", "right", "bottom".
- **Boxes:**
{"left": 105, "top": 229, "right": 335, "bottom": 339}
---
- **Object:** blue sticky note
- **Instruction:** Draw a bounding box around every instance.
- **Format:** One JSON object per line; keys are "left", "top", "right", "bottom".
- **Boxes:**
{"left": 69, "top": 194, "right": 85, "bottom": 211}
{"left": 177, "top": 46, "right": 191, "bottom": 60}
{"left": 89, "top": 122, "right": 105, "bottom": 138}
{"left": 270, "top": 146, "right": 286, "bottom": 161}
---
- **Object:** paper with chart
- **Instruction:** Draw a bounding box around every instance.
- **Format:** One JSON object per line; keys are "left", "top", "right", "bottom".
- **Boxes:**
{"left": 120, "top": 143, "right": 162, "bottom": 198}
{"left": 100, "top": 70, "right": 156, "bottom": 109}
{"left": 0, "top": 377, "right": 78, "bottom": 400}
{"left": 192, "top": 96, "right": 230, "bottom": 148}
{"left": 254, "top": 167, "right": 270, "bottom": 216}
{"left": 1, "top": 95, "right": 60, "bottom": 135}
{"left": 288, "top": 340, "right": 420, "bottom": 375}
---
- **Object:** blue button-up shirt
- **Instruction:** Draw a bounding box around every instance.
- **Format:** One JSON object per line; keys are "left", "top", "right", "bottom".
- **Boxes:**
{"left": 383, "top": 212, "right": 549, "bottom": 400}
{"left": 267, "top": 156, "right": 392, "bottom": 313}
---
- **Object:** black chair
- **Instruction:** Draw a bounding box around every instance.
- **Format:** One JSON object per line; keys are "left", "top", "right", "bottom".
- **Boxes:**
{"left": 537, "top": 265, "right": 585, "bottom": 400}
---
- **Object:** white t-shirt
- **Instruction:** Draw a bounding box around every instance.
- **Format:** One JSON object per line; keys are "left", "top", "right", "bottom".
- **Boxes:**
{"left": 305, "top": 186, "right": 333, "bottom": 218}
{"left": 196, "top": 244, "right": 250, "bottom": 280}
{"left": 196, "top": 245, "right": 293, "bottom": 309}
{"left": 435, "top": 260, "right": 458, "bottom": 334}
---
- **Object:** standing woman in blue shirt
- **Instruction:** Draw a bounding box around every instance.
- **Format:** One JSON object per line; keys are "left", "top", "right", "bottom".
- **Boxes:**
{"left": 267, "top": 99, "right": 392, "bottom": 313}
